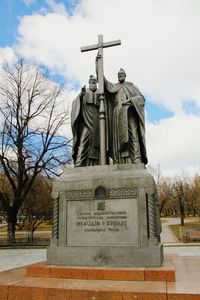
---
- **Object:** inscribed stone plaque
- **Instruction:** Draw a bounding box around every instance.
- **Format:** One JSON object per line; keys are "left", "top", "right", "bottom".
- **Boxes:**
{"left": 66, "top": 198, "right": 139, "bottom": 246}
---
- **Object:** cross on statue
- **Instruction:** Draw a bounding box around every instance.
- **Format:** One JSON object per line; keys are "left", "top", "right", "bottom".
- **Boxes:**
{"left": 81, "top": 34, "right": 121, "bottom": 165}
{"left": 81, "top": 34, "right": 121, "bottom": 94}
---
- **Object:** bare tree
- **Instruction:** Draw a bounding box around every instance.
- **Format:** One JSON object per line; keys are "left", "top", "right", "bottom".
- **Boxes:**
{"left": 148, "top": 164, "right": 174, "bottom": 216}
{"left": 18, "top": 175, "right": 53, "bottom": 241}
{"left": 172, "top": 178, "right": 189, "bottom": 226}
{"left": 157, "top": 178, "right": 174, "bottom": 216}
{"left": 187, "top": 174, "right": 200, "bottom": 217}
{"left": 147, "top": 164, "right": 162, "bottom": 186}
{"left": 0, "top": 59, "right": 71, "bottom": 243}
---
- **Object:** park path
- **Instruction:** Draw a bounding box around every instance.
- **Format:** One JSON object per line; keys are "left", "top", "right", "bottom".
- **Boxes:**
{"left": 160, "top": 217, "right": 200, "bottom": 243}
{"left": 0, "top": 249, "right": 46, "bottom": 272}
{"left": 0, "top": 230, "right": 50, "bottom": 236}
{"left": 161, "top": 218, "right": 179, "bottom": 243}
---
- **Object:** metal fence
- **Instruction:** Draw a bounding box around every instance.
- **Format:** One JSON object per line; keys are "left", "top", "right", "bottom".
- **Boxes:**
{"left": 180, "top": 225, "right": 200, "bottom": 243}
{"left": 0, "top": 219, "right": 52, "bottom": 247}
{"left": 0, "top": 237, "right": 50, "bottom": 247}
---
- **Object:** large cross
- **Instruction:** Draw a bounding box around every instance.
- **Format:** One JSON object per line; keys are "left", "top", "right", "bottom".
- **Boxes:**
{"left": 81, "top": 34, "right": 121, "bottom": 94}
{"left": 81, "top": 34, "right": 121, "bottom": 165}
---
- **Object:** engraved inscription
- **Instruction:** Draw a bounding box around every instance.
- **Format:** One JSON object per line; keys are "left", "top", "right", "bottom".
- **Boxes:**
{"left": 76, "top": 209, "right": 127, "bottom": 232}
{"left": 67, "top": 198, "right": 139, "bottom": 246}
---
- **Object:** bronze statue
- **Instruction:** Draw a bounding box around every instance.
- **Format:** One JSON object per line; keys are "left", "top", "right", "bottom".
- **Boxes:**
{"left": 71, "top": 75, "right": 100, "bottom": 166}
{"left": 103, "top": 68, "right": 148, "bottom": 165}
{"left": 80, "top": 35, "right": 121, "bottom": 165}
{"left": 72, "top": 35, "right": 148, "bottom": 166}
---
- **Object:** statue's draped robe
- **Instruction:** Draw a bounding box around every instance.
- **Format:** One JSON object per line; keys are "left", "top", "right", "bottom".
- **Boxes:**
{"left": 71, "top": 89, "right": 100, "bottom": 166}
{"left": 105, "top": 78, "right": 148, "bottom": 165}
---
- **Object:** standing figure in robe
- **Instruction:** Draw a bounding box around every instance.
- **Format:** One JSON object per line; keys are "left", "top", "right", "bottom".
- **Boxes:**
{"left": 100, "top": 64, "right": 148, "bottom": 165}
{"left": 71, "top": 75, "right": 100, "bottom": 166}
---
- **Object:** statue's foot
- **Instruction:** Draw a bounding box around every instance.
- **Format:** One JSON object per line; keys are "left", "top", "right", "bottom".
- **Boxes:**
{"left": 74, "top": 161, "right": 82, "bottom": 167}
{"left": 134, "top": 158, "right": 141, "bottom": 163}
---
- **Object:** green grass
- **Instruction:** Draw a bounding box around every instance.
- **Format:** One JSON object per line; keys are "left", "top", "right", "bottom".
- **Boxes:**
{"left": 169, "top": 221, "right": 200, "bottom": 241}
{"left": 160, "top": 219, "right": 168, "bottom": 224}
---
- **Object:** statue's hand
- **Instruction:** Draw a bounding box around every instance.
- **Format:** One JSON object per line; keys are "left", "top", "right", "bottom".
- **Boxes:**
{"left": 122, "top": 100, "right": 131, "bottom": 106}
{"left": 80, "top": 85, "right": 86, "bottom": 96}
{"left": 96, "top": 53, "right": 102, "bottom": 61}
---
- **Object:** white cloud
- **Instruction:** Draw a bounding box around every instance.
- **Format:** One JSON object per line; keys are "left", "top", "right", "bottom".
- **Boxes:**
{"left": 0, "top": 47, "right": 16, "bottom": 65}
{"left": 16, "top": 0, "right": 200, "bottom": 114}
{"left": 21, "top": 0, "right": 36, "bottom": 6}
{"left": 146, "top": 113, "right": 200, "bottom": 176}
{"left": 45, "top": 0, "right": 67, "bottom": 15}
{"left": 2, "top": 0, "right": 200, "bottom": 176}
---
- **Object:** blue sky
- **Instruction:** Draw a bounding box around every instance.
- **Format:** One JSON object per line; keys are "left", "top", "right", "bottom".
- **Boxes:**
{"left": 0, "top": 0, "right": 200, "bottom": 176}
{"left": 0, "top": 0, "right": 175, "bottom": 123}
{"left": 0, "top": 0, "right": 78, "bottom": 46}
{"left": 0, "top": 0, "right": 47, "bottom": 46}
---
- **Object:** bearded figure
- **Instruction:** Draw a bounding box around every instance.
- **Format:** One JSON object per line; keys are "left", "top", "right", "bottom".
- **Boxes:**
{"left": 71, "top": 75, "right": 100, "bottom": 166}
{"left": 104, "top": 68, "right": 148, "bottom": 165}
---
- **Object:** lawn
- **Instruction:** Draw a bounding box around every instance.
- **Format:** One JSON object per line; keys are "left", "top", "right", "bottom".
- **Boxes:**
{"left": 160, "top": 219, "right": 168, "bottom": 224}
{"left": 169, "top": 220, "right": 200, "bottom": 241}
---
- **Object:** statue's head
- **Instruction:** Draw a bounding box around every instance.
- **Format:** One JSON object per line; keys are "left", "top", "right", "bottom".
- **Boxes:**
{"left": 88, "top": 75, "right": 97, "bottom": 92}
{"left": 118, "top": 68, "right": 126, "bottom": 83}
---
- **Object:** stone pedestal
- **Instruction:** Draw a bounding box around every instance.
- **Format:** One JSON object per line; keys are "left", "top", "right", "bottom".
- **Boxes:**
{"left": 47, "top": 164, "right": 163, "bottom": 267}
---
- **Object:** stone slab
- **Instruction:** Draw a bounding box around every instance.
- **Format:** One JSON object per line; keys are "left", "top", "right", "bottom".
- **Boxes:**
{"left": 0, "top": 285, "right": 8, "bottom": 300}
{"left": 67, "top": 197, "right": 139, "bottom": 246}
{"left": 1, "top": 255, "right": 200, "bottom": 300}
{"left": 26, "top": 261, "right": 175, "bottom": 282}
{"left": 48, "top": 164, "right": 163, "bottom": 267}
{"left": 47, "top": 243, "right": 164, "bottom": 267}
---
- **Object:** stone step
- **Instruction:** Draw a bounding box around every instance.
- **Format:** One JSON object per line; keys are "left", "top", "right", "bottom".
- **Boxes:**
{"left": 26, "top": 261, "right": 176, "bottom": 282}
{"left": 1, "top": 255, "right": 200, "bottom": 300}
{"left": 1, "top": 276, "right": 168, "bottom": 300}
{"left": 0, "top": 270, "right": 200, "bottom": 300}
